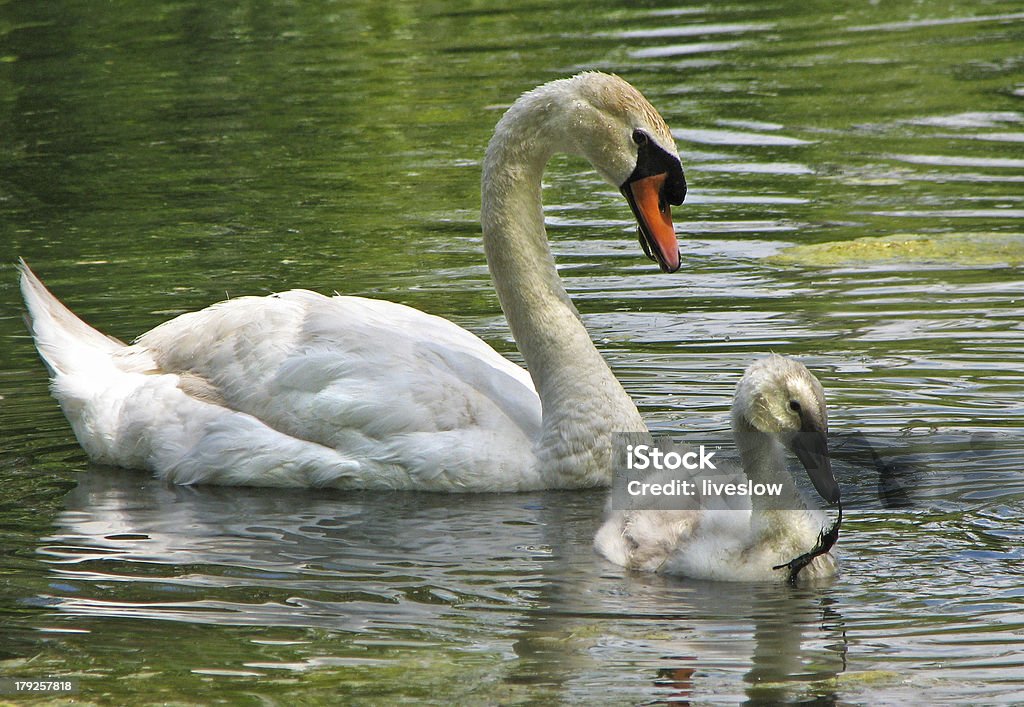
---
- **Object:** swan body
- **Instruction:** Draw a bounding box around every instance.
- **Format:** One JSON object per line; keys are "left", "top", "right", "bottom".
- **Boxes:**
{"left": 595, "top": 356, "right": 841, "bottom": 582}
{"left": 19, "top": 72, "right": 687, "bottom": 492}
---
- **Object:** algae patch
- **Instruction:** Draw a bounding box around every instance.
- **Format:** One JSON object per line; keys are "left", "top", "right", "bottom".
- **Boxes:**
{"left": 772, "top": 233, "right": 1024, "bottom": 267}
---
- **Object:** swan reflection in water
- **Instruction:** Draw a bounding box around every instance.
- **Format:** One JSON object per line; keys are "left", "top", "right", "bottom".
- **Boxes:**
{"left": 39, "top": 467, "right": 848, "bottom": 702}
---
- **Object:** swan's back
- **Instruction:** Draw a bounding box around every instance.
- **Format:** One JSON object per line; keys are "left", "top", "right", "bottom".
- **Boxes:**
{"left": 137, "top": 290, "right": 541, "bottom": 448}
{"left": 20, "top": 263, "right": 546, "bottom": 490}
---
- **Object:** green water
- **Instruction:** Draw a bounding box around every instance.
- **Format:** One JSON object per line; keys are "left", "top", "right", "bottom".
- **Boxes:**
{"left": 1, "top": 0, "right": 1023, "bottom": 703}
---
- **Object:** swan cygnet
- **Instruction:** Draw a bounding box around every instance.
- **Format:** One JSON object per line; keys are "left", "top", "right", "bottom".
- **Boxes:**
{"left": 18, "top": 72, "right": 687, "bottom": 492}
{"left": 595, "top": 356, "right": 842, "bottom": 582}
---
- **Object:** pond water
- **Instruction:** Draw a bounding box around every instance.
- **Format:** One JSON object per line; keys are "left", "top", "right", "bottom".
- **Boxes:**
{"left": 2, "top": 0, "right": 1023, "bottom": 703}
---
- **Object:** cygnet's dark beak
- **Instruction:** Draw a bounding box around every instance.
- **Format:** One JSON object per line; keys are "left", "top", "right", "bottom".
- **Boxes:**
{"left": 793, "top": 423, "right": 840, "bottom": 504}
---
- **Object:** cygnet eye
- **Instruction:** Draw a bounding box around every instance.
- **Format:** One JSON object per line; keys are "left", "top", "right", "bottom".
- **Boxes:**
{"left": 788, "top": 400, "right": 801, "bottom": 413}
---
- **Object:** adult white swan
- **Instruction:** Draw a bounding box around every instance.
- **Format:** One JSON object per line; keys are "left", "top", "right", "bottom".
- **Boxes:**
{"left": 19, "top": 72, "right": 687, "bottom": 492}
{"left": 595, "top": 356, "right": 842, "bottom": 581}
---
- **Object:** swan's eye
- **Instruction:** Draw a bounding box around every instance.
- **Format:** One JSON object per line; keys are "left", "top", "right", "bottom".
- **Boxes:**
{"left": 789, "top": 400, "right": 801, "bottom": 413}
{"left": 632, "top": 129, "right": 649, "bottom": 147}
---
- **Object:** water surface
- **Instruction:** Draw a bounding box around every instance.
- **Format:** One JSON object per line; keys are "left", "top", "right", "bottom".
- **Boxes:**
{"left": 1, "top": 0, "right": 1023, "bottom": 703}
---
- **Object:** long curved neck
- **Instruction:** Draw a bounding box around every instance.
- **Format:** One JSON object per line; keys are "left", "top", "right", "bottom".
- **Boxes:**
{"left": 732, "top": 415, "right": 808, "bottom": 512}
{"left": 481, "top": 86, "right": 645, "bottom": 486}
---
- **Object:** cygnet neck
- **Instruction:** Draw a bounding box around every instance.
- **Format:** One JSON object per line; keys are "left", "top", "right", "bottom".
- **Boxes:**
{"left": 732, "top": 414, "right": 808, "bottom": 512}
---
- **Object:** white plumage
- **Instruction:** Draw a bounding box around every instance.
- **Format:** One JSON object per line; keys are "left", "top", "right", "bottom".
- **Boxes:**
{"left": 19, "top": 72, "right": 686, "bottom": 491}
{"left": 595, "top": 356, "right": 841, "bottom": 582}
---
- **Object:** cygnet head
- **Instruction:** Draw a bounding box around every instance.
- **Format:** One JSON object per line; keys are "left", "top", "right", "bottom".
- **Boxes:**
{"left": 493, "top": 72, "right": 688, "bottom": 272}
{"left": 733, "top": 355, "right": 841, "bottom": 504}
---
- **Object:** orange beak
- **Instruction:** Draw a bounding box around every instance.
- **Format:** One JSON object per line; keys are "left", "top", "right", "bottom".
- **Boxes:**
{"left": 623, "top": 172, "right": 680, "bottom": 273}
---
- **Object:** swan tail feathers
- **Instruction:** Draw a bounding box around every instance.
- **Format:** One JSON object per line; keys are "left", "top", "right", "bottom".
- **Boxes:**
{"left": 18, "top": 260, "right": 161, "bottom": 467}
{"left": 18, "top": 259, "right": 126, "bottom": 377}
